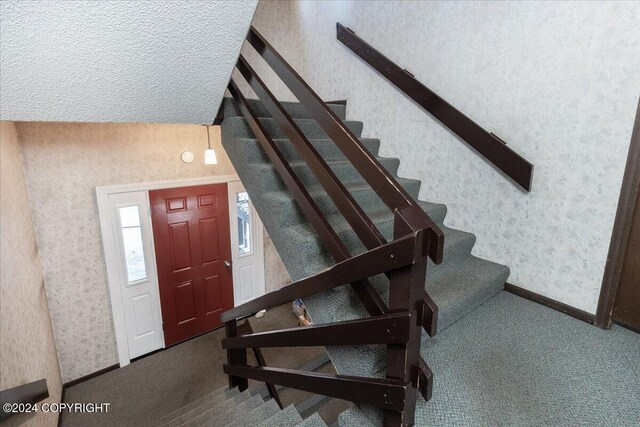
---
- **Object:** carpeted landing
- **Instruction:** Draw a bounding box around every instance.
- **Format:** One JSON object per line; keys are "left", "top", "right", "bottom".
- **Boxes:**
{"left": 338, "top": 291, "right": 640, "bottom": 426}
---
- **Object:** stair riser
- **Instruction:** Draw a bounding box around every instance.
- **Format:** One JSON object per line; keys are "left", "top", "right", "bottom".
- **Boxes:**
{"left": 224, "top": 117, "right": 363, "bottom": 140}
{"left": 222, "top": 98, "right": 347, "bottom": 120}
{"left": 233, "top": 137, "right": 381, "bottom": 164}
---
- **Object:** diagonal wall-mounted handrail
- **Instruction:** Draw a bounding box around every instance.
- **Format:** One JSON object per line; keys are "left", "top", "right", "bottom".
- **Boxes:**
{"left": 336, "top": 22, "right": 534, "bottom": 192}
{"left": 0, "top": 379, "right": 49, "bottom": 422}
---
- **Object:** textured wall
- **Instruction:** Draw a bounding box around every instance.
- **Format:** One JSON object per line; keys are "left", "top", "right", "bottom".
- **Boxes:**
{"left": 0, "top": 0, "right": 257, "bottom": 124}
{"left": 0, "top": 122, "right": 62, "bottom": 426}
{"left": 17, "top": 122, "right": 287, "bottom": 382}
{"left": 251, "top": 1, "right": 640, "bottom": 313}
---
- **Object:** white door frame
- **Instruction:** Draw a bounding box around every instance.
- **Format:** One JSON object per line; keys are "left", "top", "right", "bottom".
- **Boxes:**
{"left": 97, "top": 174, "right": 262, "bottom": 367}
{"left": 228, "top": 181, "right": 266, "bottom": 306}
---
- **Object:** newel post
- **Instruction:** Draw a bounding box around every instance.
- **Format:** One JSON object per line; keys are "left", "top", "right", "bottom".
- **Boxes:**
{"left": 224, "top": 320, "right": 248, "bottom": 391}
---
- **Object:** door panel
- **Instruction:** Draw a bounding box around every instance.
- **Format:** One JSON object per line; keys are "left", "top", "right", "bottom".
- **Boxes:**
{"left": 131, "top": 293, "right": 155, "bottom": 336}
{"left": 169, "top": 222, "right": 192, "bottom": 271}
{"left": 239, "top": 265, "right": 255, "bottom": 301}
{"left": 204, "top": 275, "right": 223, "bottom": 314}
{"left": 200, "top": 218, "right": 220, "bottom": 263}
{"left": 150, "top": 183, "right": 233, "bottom": 346}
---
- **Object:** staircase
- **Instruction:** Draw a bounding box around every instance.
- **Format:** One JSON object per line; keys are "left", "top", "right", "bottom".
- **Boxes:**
{"left": 213, "top": 26, "right": 510, "bottom": 426}
{"left": 221, "top": 95, "right": 510, "bottom": 373}
{"left": 154, "top": 385, "right": 328, "bottom": 427}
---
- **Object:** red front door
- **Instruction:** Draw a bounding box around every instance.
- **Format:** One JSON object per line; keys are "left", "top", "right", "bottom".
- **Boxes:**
{"left": 150, "top": 183, "right": 234, "bottom": 346}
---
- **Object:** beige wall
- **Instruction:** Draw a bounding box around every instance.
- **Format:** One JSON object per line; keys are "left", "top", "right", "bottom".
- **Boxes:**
{"left": 16, "top": 121, "right": 289, "bottom": 382}
{"left": 1, "top": 121, "right": 62, "bottom": 426}
{"left": 251, "top": 0, "right": 640, "bottom": 313}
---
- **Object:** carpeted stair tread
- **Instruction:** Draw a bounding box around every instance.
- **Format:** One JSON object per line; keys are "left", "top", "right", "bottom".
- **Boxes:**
{"left": 182, "top": 394, "right": 263, "bottom": 427}
{"left": 427, "top": 256, "right": 510, "bottom": 330}
{"left": 155, "top": 386, "right": 230, "bottom": 425}
{"left": 256, "top": 404, "right": 303, "bottom": 427}
{"left": 230, "top": 399, "right": 281, "bottom": 426}
{"left": 224, "top": 116, "right": 363, "bottom": 140}
{"left": 163, "top": 389, "right": 249, "bottom": 427}
{"left": 296, "top": 413, "right": 328, "bottom": 427}
{"left": 247, "top": 156, "right": 401, "bottom": 193}
{"left": 234, "top": 137, "right": 382, "bottom": 163}
{"left": 223, "top": 97, "right": 347, "bottom": 120}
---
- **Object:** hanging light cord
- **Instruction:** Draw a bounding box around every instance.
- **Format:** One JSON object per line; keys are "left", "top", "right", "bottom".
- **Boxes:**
{"left": 206, "top": 125, "right": 212, "bottom": 149}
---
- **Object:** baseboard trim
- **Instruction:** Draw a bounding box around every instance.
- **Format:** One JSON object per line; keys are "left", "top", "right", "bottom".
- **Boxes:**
{"left": 613, "top": 320, "right": 640, "bottom": 334}
{"left": 504, "top": 283, "right": 595, "bottom": 325}
{"left": 63, "top": 364, "right": 119, "bottom": 389}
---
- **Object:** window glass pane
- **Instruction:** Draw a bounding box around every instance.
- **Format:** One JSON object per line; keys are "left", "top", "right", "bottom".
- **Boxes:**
{"left": 237, "top": 192, "right": 252, "bottom": 255}
{"left": 119, "top": 206, "right": 147, "bottom": 283}
{"left": 119, "top": 205, "right": 141, "bottom": 227}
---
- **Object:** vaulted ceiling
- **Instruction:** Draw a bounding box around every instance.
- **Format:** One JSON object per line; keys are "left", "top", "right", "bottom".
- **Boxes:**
{"left": 0, "top": 1, "right": 258, "bottom": 124}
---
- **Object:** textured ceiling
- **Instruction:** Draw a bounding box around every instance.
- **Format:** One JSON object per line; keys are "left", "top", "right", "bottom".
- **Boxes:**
{"left": 0, "top": 1, "right": 257, "bottom": 124}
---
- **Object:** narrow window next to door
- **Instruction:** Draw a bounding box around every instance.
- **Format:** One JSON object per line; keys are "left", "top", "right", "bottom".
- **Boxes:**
{"left": 237, "top": 192, "right": 252, "bottom": 255}
{"left": 118, "top": 205, "right": 147, "bottom": 283}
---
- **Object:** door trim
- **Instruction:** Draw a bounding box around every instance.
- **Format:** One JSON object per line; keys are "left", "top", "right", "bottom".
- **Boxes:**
{"left": 596, "top": 98, "right": 640, "bottom": 328}
{"left": 228, "top": 181, "right": 266, "bottom": 306}
{"left": 97, "top": 175, "right": 240, "bottom": 367}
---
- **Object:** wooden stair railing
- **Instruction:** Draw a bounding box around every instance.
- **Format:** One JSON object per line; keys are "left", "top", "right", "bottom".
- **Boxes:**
{"left": 336, "top": 22, "right": 534, "bottom": 192}
{"left": 0, "top": 379, "right": 49, "bottom": 422}
{"left": 221, "top": 25, "right": 444, "bottom": 426}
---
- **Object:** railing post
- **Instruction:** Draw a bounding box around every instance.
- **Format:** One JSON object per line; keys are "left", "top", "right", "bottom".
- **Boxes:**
{"left": 225, "top": 320, "right": 248, "bottom": 391}
{"left": 384, "top": 208, "right": 432, "bottom": 426}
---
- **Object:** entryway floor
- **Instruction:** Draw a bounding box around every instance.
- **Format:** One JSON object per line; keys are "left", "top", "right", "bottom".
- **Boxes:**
{"left": 60, "top": 304, "right": 351, "bottom": 426}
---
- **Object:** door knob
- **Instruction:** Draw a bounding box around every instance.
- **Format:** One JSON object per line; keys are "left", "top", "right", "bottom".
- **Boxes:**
{"left": 224, "top": 260, "right": 231, "bottom": 268}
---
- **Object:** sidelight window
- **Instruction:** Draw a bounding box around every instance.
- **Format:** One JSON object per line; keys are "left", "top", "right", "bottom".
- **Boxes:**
{"left": 237, "top": 192, "right": 252, "bottom": 256}
{"left": 118, "top": 205, "right": 147, "bottom": 283}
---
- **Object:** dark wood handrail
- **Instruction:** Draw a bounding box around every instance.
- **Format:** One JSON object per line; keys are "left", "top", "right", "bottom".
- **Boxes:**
{"left": 227, "top": 79, "right": 388, "bottom": 317}
{"left": 223, "top": 312, "right": 411, "bottom": 348}
{"left": 223, "top": 26, "right": 445, "bottom": 425}
{"left": 246, "top": 25, "right": 443, "bottom": 263}
{"left": 0, "top": 379, "right": 49, "bottom": 422}
{"left": 336, "top": 22, "right": 534, "bottom": 192}
{"left": 220, "top": 233, "right": 420, "bottom": 323}
{"left": 235, "top": 54, "right": 387, "bottom": 250}
{"left": 223, "top": 365, "right": 407, "bottom": 411}
{"left": 245, "top": 27, "right": 443, "bottom": 233}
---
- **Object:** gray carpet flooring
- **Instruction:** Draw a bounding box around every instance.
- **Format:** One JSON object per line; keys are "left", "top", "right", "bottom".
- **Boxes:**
{"left": 338, "top": 291, "right": 640, "bottom": 426}
{"left": 60, "top": 304, "right": 350, "bottom": 426}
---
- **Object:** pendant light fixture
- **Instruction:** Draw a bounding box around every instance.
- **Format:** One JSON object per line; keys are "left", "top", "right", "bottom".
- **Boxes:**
{"left": 204, "top": 125, "right": 218, "bottom": 165}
